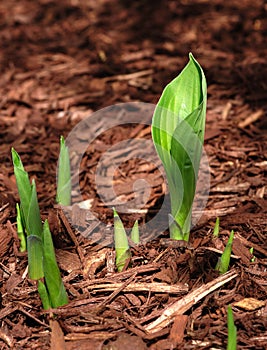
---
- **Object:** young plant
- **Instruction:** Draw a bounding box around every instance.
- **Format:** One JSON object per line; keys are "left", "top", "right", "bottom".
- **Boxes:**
{"left": 130, "top": 220, "right": 140, "bottom": 244}
{"left": 215, "top": 230, "right": 234, "bottom": 274}
{"left": 227, "top": 305, "right": 237, "bottom": 350}
{"left": 249, "top": 247, "right": 256, "bottom": 263}
{"left": 12, "top": 148, "right": 43, "bottom": 279}
{"left": 16, "top": 203, "right": 26, "bottom": 252}
{"left": 213, "top": 217, "right": 220, "bottom": 238}
{"left": 152, "top": 53, "right": 207, "bottom": 241}
{"left": 113, "top": 208, "right": 131, "bottom": 272}
{"left": 42, "top": 220, "right": 68, "bottom": 308}
{"left": 56, "top": 135, "right": 71, "bottom": 206}
{"left": 12, "top": 149, "right": 68, "bottom": 309}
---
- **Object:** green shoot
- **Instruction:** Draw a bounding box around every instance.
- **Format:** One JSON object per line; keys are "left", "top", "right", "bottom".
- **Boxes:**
{"left": 12, "top": 149, "right": 68, "bottom": 309}
{"left": 227, "top": 305, "right": 237, "bottom": 350}
{"left": 113, "top": 208, "right": 131, "bottom": 272}
{"left": 130, "top": 220, "right": 140, "bottom": 244}
{"left": 249, "top": 247, "right": 256, "bottom": 262}
{"left": 38, "top": 280, "right": 51, "bottom": 310}
{"left": 213, "top": 217, "right": 220, "bottom": 237}
{"left": 12, "top": 148, "right": 43, "bottom": 279}
{"left": 16, "top": 203, "right": 26, "bottom": 252}
{"left": 42, "top": 220, "right": 68, "bottom": 308}
{"left": 215, "top": 230, "right": 234, "bottom": 274}
{"left": 56, "top": 135, "right": 71, "bottom": 206}
{"left": 152, "top": 53, "right": 207, "bottom": 241}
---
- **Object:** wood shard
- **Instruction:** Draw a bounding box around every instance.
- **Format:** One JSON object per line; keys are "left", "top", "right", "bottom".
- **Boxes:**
{"left": 144, "top": 270, "right": 238, "bottom": 333}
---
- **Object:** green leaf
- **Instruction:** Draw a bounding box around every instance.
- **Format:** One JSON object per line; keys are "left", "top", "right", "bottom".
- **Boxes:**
{"left": 113, "top": 208, "right": 131, "bottom": 272}
{"left": 227, "top": 305, "right": 237, "bottom": 350}
{"left": 16, "top": 203, "right": 26, "bottom": 252}
{"left": 130, "top": 220, "right": 140, "bottom": 244}
{"left": 12, "top": 148, "right": 32, "bottom": 225}
{"left": 56, "top": 136, "right": 71, "bottom": 206}
{"left": 213, "top": 217, "right": 220, "bottom": 237}
{"left": 12, "top": 149, "right": 43, "bottom": 238}
{"left": 38, "top": 280, "right": 51, "bottom": 310}
{"left": 152, "top": 53, "right": 207, "bottom": 240}
{"left": 27, "top": 235, "right": 44, "bottom": 280}
{"left": 26, "top": 180, "right": 43, "bottom": 238}
{"left": 42, "top": 220, "right": 68, "bottom": 308}
{"left": 215, "top": 230, "right": 234, "bottom": 274}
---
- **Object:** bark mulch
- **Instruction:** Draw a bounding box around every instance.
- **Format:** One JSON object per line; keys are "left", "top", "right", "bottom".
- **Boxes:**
{"left": 0, "top": 0, "right": 266, "bottom": 349}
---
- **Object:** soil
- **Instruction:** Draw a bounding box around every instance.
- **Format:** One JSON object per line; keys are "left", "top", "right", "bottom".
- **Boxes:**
{"left": 0, "top": 0, "right": 266, "bottom": 349}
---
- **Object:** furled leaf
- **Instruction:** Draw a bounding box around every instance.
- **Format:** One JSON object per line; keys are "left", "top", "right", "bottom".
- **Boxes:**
{"left": 227, "top": 305, "right": 237, "bottom": 350}
{"left": 130, "top": 220, "right": 140, "bottom": 244}
{"left": 12, "top": 149, "right": 43, "bottom": 238}
{"left": 16, "top": 203, "right": 26, "bottom": 252}
{"left": 113, "top": 208, "right": 131, "bottom": 272}
{"left": 27, "top": 234, "right": 44, "bottom": 280}
{"left": 213, "top": 217, "right": 220, "bottom": 237}
{"left": 42, "top": 220, "right": 68, "bottom": 308}
{"left": 216, "top": 230, "right": 234, "bottom": 274}
{"left": 56, "top": 136, "right": 71, "bottom": 206}
{"left": 152, "top": 53, "right": 207, "bottom": 240}
{"left": 38, "top": 280, "right": 51, "bottom": 310}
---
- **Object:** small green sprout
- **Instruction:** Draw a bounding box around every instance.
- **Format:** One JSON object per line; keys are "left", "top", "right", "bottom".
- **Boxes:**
{"left": 113, "top": 208, "right": 131, "bottom": 272}
{"left": 249, "top": 247, "right": 256, "bottom": 262}
{"left": 16, "top": 203, "right": 26, "bottom": 252}
{"left": 215, "top": 230, "right": 234, "bottom": 274}
{"left": 12, "top": 148, "right": 68, "bottom": 309}
{"left": 130, "top": 220, "right": 140, "bottom": 244}
{"left": 213, "top": 217, "right": 220, "bottom": 238}
{"left": 227, "top": 305, "right": 237, "bottom": 350}
{"left": 152, "top": 53, "right": 207, "bottom": 241}
{"left": 56, "top": 135, "right": 71, "bottom": 206}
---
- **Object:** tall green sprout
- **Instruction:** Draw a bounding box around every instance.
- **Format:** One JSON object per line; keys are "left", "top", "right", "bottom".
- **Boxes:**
{"left": 12, "top": 148, "right": 43, "bottom": 279}
{"left": 12, "top": 148, "right": 68, "bottom": 309}
{"left": 152, "top": 53, "right": 207, "bottom": 241}
{"left": 227, "top": 305, "right": 237, "bottom": 350}
{"left": 56, "top": 136, "right": 71, "bottom": 206}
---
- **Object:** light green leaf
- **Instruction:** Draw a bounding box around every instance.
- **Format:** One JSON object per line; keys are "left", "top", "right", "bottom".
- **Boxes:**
{"left": 27, "top": 235, "right": 44, "bottom": 280}
{"left": 38, "top": 280, "right": 51, "bottom": 310}
{"left": 26, "top": 180, "right": 43, "bottom": 238}
{"left": 216, "top": 230, "right": 234, "bottom": 274}
{"left": 213, "top": 217, "right": 220, "bottom": 237}
{"left": 12, "top": 148, "right": 32, "bottom": 225}
{"left": 16, "top": 203, "right": 26, "bottom": 252}
{"left": 113, "top": 208, "right": 131, "bottom": 272}
{"left": 12, "top": 149, "right": 43, "bottom": 238}
{"left": 42, "top": 220, "right": 68, "bottom": 308}
{"left": 56, "top": 136, "right": 71, "bottom": 206}
{"left": 227, "top": 305, "right": 237, "bottom": 350}
{"left": 130, "top": 220, "right": 140, "bottom": 244}
{"left": 152, "top": 53, "right": 207, "bottom": 240}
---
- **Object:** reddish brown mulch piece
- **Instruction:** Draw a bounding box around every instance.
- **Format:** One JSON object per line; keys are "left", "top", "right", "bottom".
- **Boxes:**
{"left": 0, "top": 0, "right": 266, "bottom": 349}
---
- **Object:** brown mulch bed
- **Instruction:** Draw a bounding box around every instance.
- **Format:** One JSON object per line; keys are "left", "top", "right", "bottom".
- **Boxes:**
{"left": 0, "top": 0, "right": 266, "bottom": 349}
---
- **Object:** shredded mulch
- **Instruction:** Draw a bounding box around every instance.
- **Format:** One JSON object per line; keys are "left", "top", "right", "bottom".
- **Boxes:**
{"left": 0, "top": 0, "right": 266, "bottom": 349}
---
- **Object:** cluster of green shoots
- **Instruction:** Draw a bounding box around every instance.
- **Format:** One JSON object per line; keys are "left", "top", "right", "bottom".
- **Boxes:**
{"left": 12, "top": 136, "right": 70, "bottom": 310}
{"left": 113, "top": 54, "right": 236, "bottom": 274}
{"left": 13, "top": 54, "right": 237, "bottom": 308}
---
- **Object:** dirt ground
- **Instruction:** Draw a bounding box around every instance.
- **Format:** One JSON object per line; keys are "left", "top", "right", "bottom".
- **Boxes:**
{"left": 0, "top": 0, "right": 266, "bottom": 349}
